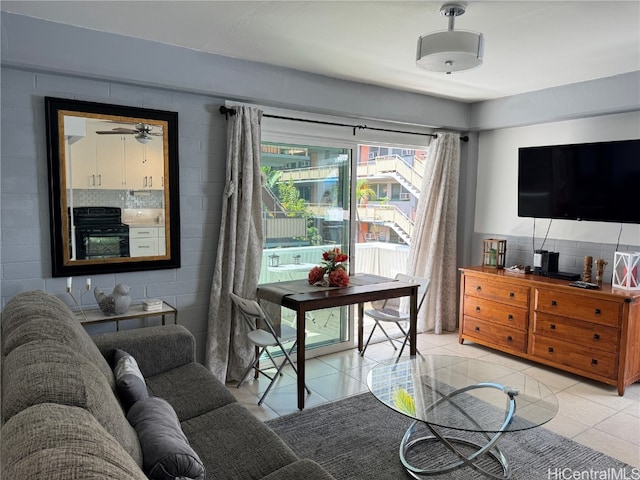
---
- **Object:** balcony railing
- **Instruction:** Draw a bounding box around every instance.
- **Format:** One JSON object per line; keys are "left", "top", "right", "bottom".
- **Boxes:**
{"left": 357, "top": 154, "right": 423, "bottom": 192}
{"left": 279, "top": 154, "right": 424, "bottom": 194}
{"left": 263, "top": 215, "right": 307, "bottom": 239}
{"left": 357, "top": 205, "right": 413, "bottom": 240}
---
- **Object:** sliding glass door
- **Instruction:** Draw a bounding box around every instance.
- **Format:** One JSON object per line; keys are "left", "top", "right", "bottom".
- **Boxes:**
{"left": 257, "top": 109, "right": 433, "bottom": 356}
{"left": 260, "top": 141, "right": 352, "bottom": 354}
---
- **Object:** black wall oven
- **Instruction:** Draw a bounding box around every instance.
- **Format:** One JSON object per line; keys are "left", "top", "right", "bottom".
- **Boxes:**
{"left": 70, "top": 207, "right": 130, "bottom": 260}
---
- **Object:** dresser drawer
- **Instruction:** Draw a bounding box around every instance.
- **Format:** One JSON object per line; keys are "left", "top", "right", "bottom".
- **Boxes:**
{"left": 463, "top": 296, "right": 528, "bottom": 331}
{"left": 535, "top": 289, "right": 621, "bottom": 327}
{"left": 531, "top": 335, "right": 618, "bottom": 380}
{"left": 464, "top": 277, "right": 529, "bottom": 308}
{"left": 462, "top": 316, "right": 527, "bottom": 353}
{"left": 533, "top": 312, "right": 620, "bottom": 353}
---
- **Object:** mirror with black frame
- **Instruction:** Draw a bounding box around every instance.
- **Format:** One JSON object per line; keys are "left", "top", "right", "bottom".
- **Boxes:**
{"left": 45, "top": 97, "right": 180, "bottom": 277}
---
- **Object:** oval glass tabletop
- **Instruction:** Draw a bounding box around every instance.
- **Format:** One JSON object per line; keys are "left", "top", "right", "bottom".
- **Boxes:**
{"left": 367, "top": 355, "right": 558, "bottom": 433}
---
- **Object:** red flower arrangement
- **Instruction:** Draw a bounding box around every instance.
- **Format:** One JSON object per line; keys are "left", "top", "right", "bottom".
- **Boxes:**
{"left": 308, "top": 247, "right": 350, "bottom": 287}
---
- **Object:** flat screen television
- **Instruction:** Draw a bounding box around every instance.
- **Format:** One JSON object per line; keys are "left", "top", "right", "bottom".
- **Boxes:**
{"left": 518, "top": 139, "right": 640, "bottom": 224}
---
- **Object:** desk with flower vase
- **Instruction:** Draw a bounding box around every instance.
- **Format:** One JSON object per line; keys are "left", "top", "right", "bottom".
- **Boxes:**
{"left": 257, "top": 273, "right": 419, "bottom": 410}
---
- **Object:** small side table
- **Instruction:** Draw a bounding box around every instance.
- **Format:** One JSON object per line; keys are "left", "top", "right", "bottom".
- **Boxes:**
{"left": 76, "top": 301, "right": 177, "bottom": 331}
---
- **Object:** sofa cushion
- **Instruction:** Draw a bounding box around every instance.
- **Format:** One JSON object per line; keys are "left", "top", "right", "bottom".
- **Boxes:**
{"left": 113, "top": 349, "right": 149, "bottom": 412}
{"left": 146, "top": 362, "right": 236, "bottom": 422}
{"left": 181, "top": 403, "right": 299, "bottom": 479}
{"left": 2, "top": 340, "right": 143, "bottom": 467}
{"left": 1, "top": 290, "right": 116, "bottom": 390}
{"left": 94, "top": 324, "right": 196, "bottom": 378}
{"left": 1, "top": 403, "right": 147, "bottom": 480}
{"left": 128, "top": 397, "right": 205, "bottom": 480}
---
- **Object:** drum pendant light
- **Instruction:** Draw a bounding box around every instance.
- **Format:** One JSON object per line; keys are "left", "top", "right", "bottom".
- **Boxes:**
{"left": 416, "top": 2, "right": 484, "bottom": 74}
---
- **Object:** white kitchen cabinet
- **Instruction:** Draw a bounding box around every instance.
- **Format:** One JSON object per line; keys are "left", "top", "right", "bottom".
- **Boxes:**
{"left": 69, "top": 132, "right": 124, "bottom": 189}
{"left": 68, "top": 134, "right": 96, "bottom": 189}
{"left": 96, "top": 135, "right": 125, "bottom": 189}
{"left": 158, "top": 230, "right": 166, "bottom": 255}
{"left": 129, "top": 226, "right": 166, "bottom": 257}
{"left": 124, "top": 138, "right": 164, "bottom": 190}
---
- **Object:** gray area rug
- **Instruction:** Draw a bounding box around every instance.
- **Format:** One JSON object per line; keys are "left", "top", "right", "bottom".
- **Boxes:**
{"left": 266, "top": 393, "right": 633, "bottom": 479}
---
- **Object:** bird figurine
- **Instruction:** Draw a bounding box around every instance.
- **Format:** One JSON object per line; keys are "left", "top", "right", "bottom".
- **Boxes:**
{"left": 94, "top": 284, "right": 131, "bottom": 315}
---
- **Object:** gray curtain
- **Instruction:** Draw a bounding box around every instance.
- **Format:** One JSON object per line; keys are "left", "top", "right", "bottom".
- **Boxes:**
{"left": 205, "top": 106, "right": 264, "bottom": 383}
{"left": 406, "top": 132, "right": 460, "bottom": 334}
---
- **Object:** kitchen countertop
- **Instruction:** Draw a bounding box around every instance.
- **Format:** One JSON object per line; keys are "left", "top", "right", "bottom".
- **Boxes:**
{"left": 126, "top": 223, "right": 166, "bottom": 228}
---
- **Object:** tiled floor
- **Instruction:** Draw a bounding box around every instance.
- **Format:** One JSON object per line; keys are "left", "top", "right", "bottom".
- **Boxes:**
{"left": 227, "top": 330, "right": 640, "bottom": 468}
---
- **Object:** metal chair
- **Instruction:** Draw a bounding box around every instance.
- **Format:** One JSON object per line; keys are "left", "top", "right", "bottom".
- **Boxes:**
{"left": 230, "top": 292, "right": 311, "bottom": 405}
{"left": 360, "top": 273, "right": 430, "bottom": 359}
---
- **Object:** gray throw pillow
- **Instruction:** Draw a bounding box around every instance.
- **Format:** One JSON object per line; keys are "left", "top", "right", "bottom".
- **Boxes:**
{"left": 127, "top": 397, "right": 205, "bottom": 480}
{"left": 113, "top": 349, "right": 149, "bottom": 412}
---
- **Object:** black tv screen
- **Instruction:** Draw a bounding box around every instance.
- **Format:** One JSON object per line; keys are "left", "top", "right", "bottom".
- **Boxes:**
{"left": 518, "top": 139, "right": 640, "bottom": 224}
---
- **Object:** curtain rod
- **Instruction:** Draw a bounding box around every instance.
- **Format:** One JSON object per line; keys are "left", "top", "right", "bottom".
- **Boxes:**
{"left": 219, "top": 106, "right": 468, "bottom": 142}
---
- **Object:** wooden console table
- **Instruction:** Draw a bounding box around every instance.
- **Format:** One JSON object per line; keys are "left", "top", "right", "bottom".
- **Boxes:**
{"left": 76, "top": 301, "right": 177, "bottom": 331}
{"left": 459, "top": 266, "right": 640, "bottom": 395}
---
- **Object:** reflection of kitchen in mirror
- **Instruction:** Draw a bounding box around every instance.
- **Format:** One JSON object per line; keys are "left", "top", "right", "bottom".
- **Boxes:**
{"left": 65, "top": 116, "right": 167, "bottom": 261}
{"left": 46, "top": 96, "right": 179, "bottom": 277}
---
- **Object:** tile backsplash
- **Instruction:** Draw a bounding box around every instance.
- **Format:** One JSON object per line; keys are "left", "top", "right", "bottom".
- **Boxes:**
{"left": 69, "top": 189, "right": 164, "bottom": 209}
{"left": 471, "top": 232, "right": 639, "bottom": 284}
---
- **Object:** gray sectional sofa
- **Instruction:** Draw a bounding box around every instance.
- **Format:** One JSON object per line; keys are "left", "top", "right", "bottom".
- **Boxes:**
{"left": 1, "top": 290, "right": 334, "bottom": 480}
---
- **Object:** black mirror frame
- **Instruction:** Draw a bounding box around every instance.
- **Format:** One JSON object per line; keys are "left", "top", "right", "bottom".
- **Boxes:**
{"left": 45, "top": 97, "right": 181, "bottom": 277}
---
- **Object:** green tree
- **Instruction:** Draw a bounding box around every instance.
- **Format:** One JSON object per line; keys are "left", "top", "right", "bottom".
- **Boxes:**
{"left": 278, "top": 179, "right": 308, "bottom": 217}
{"left": 261, "top": 166, "right": 282, "bottom": 192}
{"left": 356, "top": 179, "right": 376, "bottom": 242}
{"left": 356, "top": 179, "right": 376, "bottom": 205}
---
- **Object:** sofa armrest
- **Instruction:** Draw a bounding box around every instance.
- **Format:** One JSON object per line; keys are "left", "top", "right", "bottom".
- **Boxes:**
{"left": 92, "top": 325, "right": 195, "bottom": 377}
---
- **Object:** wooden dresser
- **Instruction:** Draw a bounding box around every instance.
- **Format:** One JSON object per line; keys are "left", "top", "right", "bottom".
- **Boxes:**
{"left": 459, "top": 266, "right": 640, "bottom": 395}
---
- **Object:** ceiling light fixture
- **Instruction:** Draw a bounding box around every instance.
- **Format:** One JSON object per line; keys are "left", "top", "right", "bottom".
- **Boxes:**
{"left": 135, "top": 131, "right": 152, "bottom": 144}
{"left": 416, "top": 2, "right": 484, "bottom": 74}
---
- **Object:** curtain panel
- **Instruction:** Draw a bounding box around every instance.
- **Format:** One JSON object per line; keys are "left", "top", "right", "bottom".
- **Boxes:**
{"left": 406, "top": 132, "right": 460, "bottom": 334}
{"left": 205, "top": 106, "right": 264, "bottom": 383}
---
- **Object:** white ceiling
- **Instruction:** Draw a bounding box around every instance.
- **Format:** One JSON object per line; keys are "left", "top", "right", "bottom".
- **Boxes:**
{"left": 2, "top": 1, "right": 639, "bottom": 102}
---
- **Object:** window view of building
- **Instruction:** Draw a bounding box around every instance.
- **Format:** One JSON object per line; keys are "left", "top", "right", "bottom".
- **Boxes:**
{"left": 259, "top": 141, "right": 428, "bottom": 353}
{"left": 356, "top": 145, "right": 427, "bottom": 246}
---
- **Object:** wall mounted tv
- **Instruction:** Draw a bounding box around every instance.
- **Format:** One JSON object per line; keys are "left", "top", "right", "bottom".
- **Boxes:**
{"left": 518, "top": 139, "right": 640, "bottom": 224}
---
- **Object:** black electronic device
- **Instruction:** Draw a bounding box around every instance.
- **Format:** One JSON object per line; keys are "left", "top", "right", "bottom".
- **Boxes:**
{"left": 548, "top": 271, "right": 581, "bottom": 281}
{"left": 569, "top": 281, "right": 599, "bottom": 289}
{"left": 518, "top": 139, "right": 640, "bottom": 224}
{"left": 533, "top": 250, "right": 559, "bottom": 276}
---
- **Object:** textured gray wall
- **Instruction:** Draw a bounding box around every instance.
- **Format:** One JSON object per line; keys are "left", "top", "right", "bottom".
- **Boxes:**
{"left": 471, "top": 232, "right": 638, "bottom": 283}
{"left": 1, "top": 68, "right": 226, "bottom": 360}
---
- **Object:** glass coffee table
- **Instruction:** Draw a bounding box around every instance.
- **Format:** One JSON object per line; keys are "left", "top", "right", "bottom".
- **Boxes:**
{"left": 367, "top": 356, "right": 558, "bottom": 479}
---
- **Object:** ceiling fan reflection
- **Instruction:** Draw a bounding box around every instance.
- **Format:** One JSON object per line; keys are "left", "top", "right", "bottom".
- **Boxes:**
{"left": 96, "top": 122, "right": 162, "bottom": 143}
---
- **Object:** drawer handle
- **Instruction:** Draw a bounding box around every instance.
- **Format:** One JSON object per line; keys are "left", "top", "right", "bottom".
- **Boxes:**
{"left": 593, "top": 333, "right": 600, "bottom": 341}
{"left": 509, "top": 292, "right": 515, "bottom": 298}
{"left": 507, "top": 335, "right": 513, "bottom": 342}
{"left": 475, "top": 306, "right": 481, "bottom": 312}
{"left": 475, "top": 326, "right": 480, "bottom": 332}
{"left": 507, "top": 314, "right": 514, "bottom": 320}
{"left": 548, "top": 347, "right": 554, "bottom": 354}
{"left": 591, "top": 359, "right": 598, "bottom": 366}
{"left": 550, "top": 324, "right": 556, "bottom": 330}
{"left": 551, "top": 300, "right": 557, "bottom": 306}
{"left": 594, "top": 308, "right": 601, "bottom": 316}
{"left": 476, "top": 286, "right": 482, "bottom": 292}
